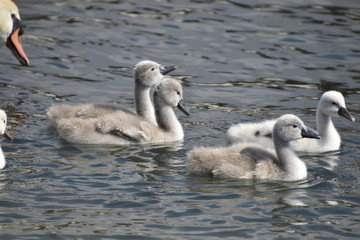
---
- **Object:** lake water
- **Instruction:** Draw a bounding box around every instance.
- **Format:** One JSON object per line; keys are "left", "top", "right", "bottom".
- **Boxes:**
{"left": 1, "top": 0, "right": 360, "bottom": 239}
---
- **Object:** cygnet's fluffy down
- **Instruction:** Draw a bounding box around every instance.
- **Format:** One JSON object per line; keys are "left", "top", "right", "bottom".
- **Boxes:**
{"left": 47, "top": 60, "right": 177, "bottom": 127}
{"left": 227, "top": 118, "right": 277, "bottom": 149}
{"left": 187, "top": 114, "right": 319, "bottom": 181}
{"left": 47, "top": 78, "right": 189, "bottom": 145}
{"left": 226, "top": 91, "right": 355, "bottom": 152}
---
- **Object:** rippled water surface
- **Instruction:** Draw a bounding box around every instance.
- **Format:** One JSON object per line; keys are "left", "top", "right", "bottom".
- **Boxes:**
{"left": 1, "top": 0, "right": 360, "bottom": 239}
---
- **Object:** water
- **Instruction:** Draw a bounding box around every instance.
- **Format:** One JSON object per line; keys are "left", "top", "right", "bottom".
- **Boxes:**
{"left": 1, "top": 0, "right": 359, "bottom": 239}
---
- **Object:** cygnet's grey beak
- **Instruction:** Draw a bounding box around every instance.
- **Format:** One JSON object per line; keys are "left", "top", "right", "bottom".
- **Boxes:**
{"left": 177, "top": 100, "right": 190, "bottom": 116}
{"left": 301, "top": 127, "right": 320, "bottom": 139}
{"left": 160, "top": 65, "right": 178, "bottom": 75}
{"left": 2, "top": 129, "right": 14, "bottom": 141}
{"left": 2, "top": 129, "right": 14, "bottom": 142}
{"left": 338, "top": 107, "right": 355, "bottom": 122}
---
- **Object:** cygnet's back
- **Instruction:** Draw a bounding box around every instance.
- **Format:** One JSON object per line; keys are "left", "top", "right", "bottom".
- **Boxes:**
{"left": 187, "top": 114, "right": 319, "bottom": 181}
{"left": 226, "top": 118, "right": 277, "bottom": 148}
{"left": 52, "top": 78, "right": 189, "bottom": 145}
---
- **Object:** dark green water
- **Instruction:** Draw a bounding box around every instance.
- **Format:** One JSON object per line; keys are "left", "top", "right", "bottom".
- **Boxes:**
{"left": 0, "top": 0, "right": 359, "bottom": 239}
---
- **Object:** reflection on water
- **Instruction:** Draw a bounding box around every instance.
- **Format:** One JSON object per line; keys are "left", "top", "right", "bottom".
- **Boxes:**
{"left": 0, "top": 0, "right": 360, "bottom": 239}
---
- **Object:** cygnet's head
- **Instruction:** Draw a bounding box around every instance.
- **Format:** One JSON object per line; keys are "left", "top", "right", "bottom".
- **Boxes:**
{"left": 134, "top": 60, "right": 177, "bottom": 87}
{"left": 319, "top": 91, "right": 355, "bottom": 122}
{"left": 153, "top": 78, "right": 189, "bottom": 116}
{"left": 0, "top": 110, "right": 7, "bottom": 135}
{"left": 0, "top": 110, "right": 13, "bottom": 141}
{"left": 273, "top": 114, "right": 319, "bottom": 143}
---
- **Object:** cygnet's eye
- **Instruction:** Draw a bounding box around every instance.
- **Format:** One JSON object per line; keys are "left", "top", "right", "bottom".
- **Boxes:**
{"left": 292, "top": 125, "right": 298, "bottom": 128}
{"left": 176, "top": 91, "right": 180, "bottom": 95}
{"left": 332, "top": 101, "right": 337, "bottom": 105}
{"left": 151, "top": 68, "right": 155, "bottom": 71}
{"left": 11, "top": 13, "right": 16, "bottom": 19}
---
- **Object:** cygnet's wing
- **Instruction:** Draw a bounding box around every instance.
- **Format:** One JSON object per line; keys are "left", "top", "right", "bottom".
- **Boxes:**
{"left": 95, "top": 114, "right": 153, "bottom": 143}
{"left": 104, "top": 128, "right": 142, "bottom": 143}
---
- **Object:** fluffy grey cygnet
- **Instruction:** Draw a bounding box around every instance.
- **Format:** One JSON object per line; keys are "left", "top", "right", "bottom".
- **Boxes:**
{"left": 187, "top": 114, "right": 319, "bottom": 181}
{"left": 47, "top": 60, "right": 177, "bottom": 127}
{"left": 47, "top": 78, "right": 189, "bottom": 145}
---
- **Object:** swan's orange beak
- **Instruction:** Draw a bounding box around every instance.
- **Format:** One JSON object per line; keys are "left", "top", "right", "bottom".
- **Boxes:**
{"left": 6, "top": 24, "right": 29, "bottom": 66}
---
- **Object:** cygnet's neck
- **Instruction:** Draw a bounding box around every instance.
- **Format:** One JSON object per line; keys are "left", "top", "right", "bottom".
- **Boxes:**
{"left": 135, "top": 83, "right": 157, "bottom": 125}
{"left": 274, "top": 137, "right": 307, "bottom": 181}
{"left": 155, "top": 103, "right": 184, "bottom": 141}
{"left": 316, "top": 109, "right": 340, "bottom": 148}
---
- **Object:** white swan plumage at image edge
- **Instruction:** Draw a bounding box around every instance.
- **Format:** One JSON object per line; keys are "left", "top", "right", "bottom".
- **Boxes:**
{"left": 0, "top": 110, "right": 14, "bottom": 169}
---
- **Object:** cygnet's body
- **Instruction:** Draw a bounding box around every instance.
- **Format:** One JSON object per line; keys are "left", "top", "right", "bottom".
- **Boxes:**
{"left": 187, "top": 114, "right": 319, "bottom": 181}
{"left": 227, "top": 118, "right": 278, "bottom": 149}
{"left": 226, "top": 91, "right": 355, "bottom": 152}
{"left": 0, "top": 0, "right": 29, "bottom": 65}
{"left": 0, "top": 110, "right": 13, "bottom": 169}
{"left": 48, "top": 78, "right": 189, "bottom": 145}
{"left": 47, "top": 60, "right": 177, "bottom": 127}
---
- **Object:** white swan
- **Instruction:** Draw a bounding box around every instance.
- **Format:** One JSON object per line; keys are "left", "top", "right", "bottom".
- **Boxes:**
{"left": 226, "top": 91, "right": 355, "bottom": 152}
{"left": 46, "top": 60, "right": 177, "bottom": 126}
{"left": 48, "top": 77, "right": 189, "bottom": 145}
{"left": 187, "top": 114, "right": 319, "bottom": 181}
{"left": 0, "top": 0, "right": 29, "bottom": 65}
{"left": 0, "top": 110, "right": 13, "bottom": 169}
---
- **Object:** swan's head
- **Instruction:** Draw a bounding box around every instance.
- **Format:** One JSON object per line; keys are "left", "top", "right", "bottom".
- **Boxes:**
{"left": 274, "top": 114, "right": 319, "bottom": 143}
{"left": 319, "top": 91, "right": 355, "bottom": 122}
{"left": 0, "top": 0, "right": 29, "bottom": 65}
{"left": 153, "top": 77, "right": 189, "bottom": 116}
{"left": 134, "top": 60, "right": 177, "bottom": 87}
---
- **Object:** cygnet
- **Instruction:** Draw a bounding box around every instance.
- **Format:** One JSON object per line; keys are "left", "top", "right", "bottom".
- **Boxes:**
{"left": 226, "top": 91, "right": 354, "bottom": 152}
{"left": 49, "top": 77, "right": 189, "bottom": 145}
{"left": 47, "top": 60, "right": 177, "bottom": 127}
{"left": 187, "top": 114, "right": 319, "bottom": 181}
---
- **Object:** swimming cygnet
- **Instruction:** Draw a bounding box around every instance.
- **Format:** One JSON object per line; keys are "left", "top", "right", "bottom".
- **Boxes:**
{"left": 226, "top": 91, "right": 355, "bottom": 152}
{"left": 46, "top": 60, "right": 177, "bottom": 126}
{"left": 50, "top": 77, "right": 189, "bottom": 145}
{"left": 0, "top": 110, "right": 13, "bottom": 169}
{"left": 187, "top": 114, "right": 319, "bottom": 181}
{"left": 0, "top": 0, "right": 29, "bottom": 65}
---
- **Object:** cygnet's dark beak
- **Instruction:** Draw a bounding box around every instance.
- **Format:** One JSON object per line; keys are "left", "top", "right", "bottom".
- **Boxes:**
{"left": 160, "top": 65, "right": 178, "bottom": 75}
{"left": 177, "top": 100, "right": 190, "bottom": 116}
{"left": 338, "top": 107, "right": 355, "bottom": 122}
{"left": 301, "top": 127, "right": 320, "bottom": 139}
{"left": 3, "top": 129, "right": 14, "bottom": 142}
